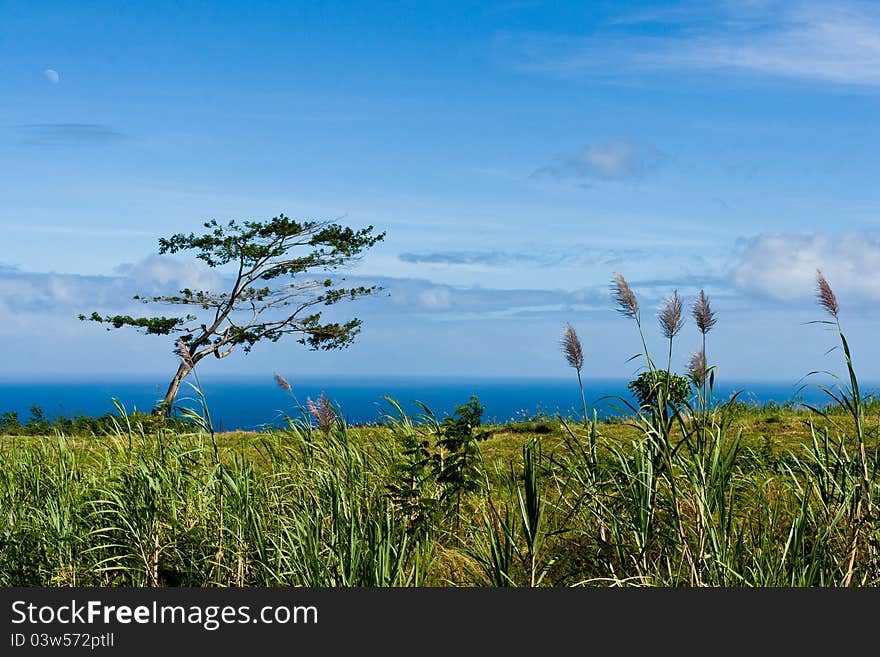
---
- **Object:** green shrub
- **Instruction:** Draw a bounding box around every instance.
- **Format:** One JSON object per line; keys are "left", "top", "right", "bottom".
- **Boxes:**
{"left": 627, "top": 370, "right": 691, "bottom": 410}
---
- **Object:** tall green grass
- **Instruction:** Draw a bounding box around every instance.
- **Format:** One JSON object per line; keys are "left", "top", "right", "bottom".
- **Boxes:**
{"left": 0, "top": 419, "right": 426, "bottom": 586}
{"left": 0, "top": 271, "right": 877, "bottom": 586}
{"left": 1, "top": 399, "right": 877, "bottom": 586}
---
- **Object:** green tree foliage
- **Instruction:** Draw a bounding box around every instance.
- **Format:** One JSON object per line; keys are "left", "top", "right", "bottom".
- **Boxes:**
{"left": 627, "top": 370, "right": 691, "bottom": 410}
{"left": 385, "top": 408, "right": 438, "bottom": 538}
{"left": 80, "top": 215, "right": 385, "bottom": 414}
{"left": 385, "top": 396, "right": 495, "bottom": 540}
{"left": 434, "top": 396, "right": 493, "bottom": 530}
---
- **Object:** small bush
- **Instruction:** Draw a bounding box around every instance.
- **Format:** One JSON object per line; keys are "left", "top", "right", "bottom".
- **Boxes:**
{"left": 627, "top": 370, "right": 691, "bottom": 410}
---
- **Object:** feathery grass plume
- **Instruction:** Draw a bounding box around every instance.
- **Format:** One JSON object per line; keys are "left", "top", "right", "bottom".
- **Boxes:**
{"left": 274, "top": 372, "right": 292, "bottom": 393}
{"left": 612, "top": 271, "right": 639, "bottom": 319}
{"left": 659, "top": 290, "right": 684, "bottom": 339}
{"left": 174, "top": 338, "right": 194, "bottom": 367}
{"left": 561, "top": 323, "right": 584, "bottom": 372}
{"left": 273, "top": 371, "right": 302, "bottom": 409}
{"left": 692, "top": 290, "right": 716, "bottom": 335}
{"left": 812, "top": 269, "right": 871, "bottom": 585}
{"left": 307, "top": 391, "right": 337, "bottom": 435}
{"left": 688, "top": 350, "right": 707, "bottom": 387}
{"left": 613, "top": 270, "right": 655, "bottom": 372}
{"left": 816, "top": 270, "right": 839, "bottom": 319}
{"left": 560, "top": 323, "right": 591, "bottom": 443}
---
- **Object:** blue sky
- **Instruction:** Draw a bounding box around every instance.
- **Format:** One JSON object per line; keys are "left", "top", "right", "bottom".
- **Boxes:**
{"left": 4, "top": 0, "right": 880, "bottom": 385}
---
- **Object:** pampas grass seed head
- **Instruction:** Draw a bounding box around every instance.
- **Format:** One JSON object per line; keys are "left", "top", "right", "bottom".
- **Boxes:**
{"left": 175, "top": 338, "right": 194, "bottom": 367}
{"left": 612, "top": 271, "right": 639, "bottom": 319}
{"left": 308, "top": 391, "right": 337, "bottom": 434}
{"left": 561, "top": 323, "right": 584, "bottom": 372}
{"left": 692, "top": 290, "right": 716, "bottom": 335}
{"left": 274, "top": 372, "right": 292, "bottom": 393}
{"left": 659, "top": 290, "right": 684, "bottom": 339}
{"left": 688, "top": 350, "right": 707, "bottom": 387}
{"left": 816, "top": 270, "right": 839, "bottom": 319}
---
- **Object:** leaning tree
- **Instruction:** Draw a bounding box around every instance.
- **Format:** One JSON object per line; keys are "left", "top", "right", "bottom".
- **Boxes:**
{"left": 80, "top": 214, "right": 385, "bottom": 415}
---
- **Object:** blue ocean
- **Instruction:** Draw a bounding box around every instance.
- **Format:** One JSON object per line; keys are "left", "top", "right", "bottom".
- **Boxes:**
{"left": 0, "top": 376, "right": 870, "bottom": 432}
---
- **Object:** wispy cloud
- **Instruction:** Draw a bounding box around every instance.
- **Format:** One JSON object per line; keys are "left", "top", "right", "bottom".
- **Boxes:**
{"left": 731, "top": 231, "right": 880, "bottom": 303}
{"left": 398, "top": 246, "right": 648, "bottom": 268}
{"left": 0, "top": 264, "right": 610, "bottom": 320}
{"left": 18, "top": 123, "right": 124, "bottom": 146}
{"left": 0, "top": 270, "right": 128, "bottom": 314}
{"left": 532, "top": 140, "right": 664, "bottom": 185}
{"left": 497, "top": 1, "right": 880, "bottom": 87}
{"left": 113, "top": 255, "right": 223, "bottom": 294}
{"left": 362, "top": 275, "right": 610, "bottom": 316}
{"left": 0, "top": 256, "right": 222, "bottom": 314}
{"left": 0, "top": 257, "right": 736, "bottom": 328}
{"left": 660, "top": 3, "right": 880, "bottom": 86}
{"left": 4, "top": 224, "right": 156, "bottom": 239}
{"left": 365, "top": 273, "right": 736, "bottom": 319}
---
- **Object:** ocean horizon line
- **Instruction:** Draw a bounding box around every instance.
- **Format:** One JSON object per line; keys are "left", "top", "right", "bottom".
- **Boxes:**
{"left": 0, "top": 373, "right": 865, "bottom": 386}
{"left": 1, "top": 375, "right": 877, "bottom": 432}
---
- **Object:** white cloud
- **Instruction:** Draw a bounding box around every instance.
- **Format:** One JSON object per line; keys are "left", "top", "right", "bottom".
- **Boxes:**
{"left": 732, "top": 231, "right": 880, "bottom": 301}
{"left": 0, "top": 255, "right": 224, "bottom": 315}
{"left": 660, "top": 3, "right": 880, "bottom": 86}
{"left": 398, "top": 246, "right": 648, "bottom": 267}
{"left": 533, "top": 140, "right": 664, "bottom": 184}
{"left": 357, "top": 276, "right": 613, "bottom": 317}
{"left": 417, "top": 288, "right": 452, "bottom": 310}
{"left": 116, "top": 255, "right": 224, "bottom": 294}
{"left": 499, "top": 1, "right": 880, "bottom": 87}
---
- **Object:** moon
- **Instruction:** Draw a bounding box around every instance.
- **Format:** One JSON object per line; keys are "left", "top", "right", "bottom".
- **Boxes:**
{"left": 44, "top": 69, "right": 60, "bottom": 84}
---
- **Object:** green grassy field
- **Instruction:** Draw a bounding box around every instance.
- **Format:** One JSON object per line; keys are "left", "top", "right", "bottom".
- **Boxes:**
{"left": 2, "top": 398, "right": 878, "bottom": 587}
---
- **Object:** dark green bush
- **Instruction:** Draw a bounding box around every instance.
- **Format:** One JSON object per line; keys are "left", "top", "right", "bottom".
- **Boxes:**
{"left": 627, "top": 370, "right": 691, "bottom": 410}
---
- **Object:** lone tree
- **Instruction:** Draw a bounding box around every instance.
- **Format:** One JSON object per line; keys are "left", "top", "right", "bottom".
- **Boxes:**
{"left": 80, "top": 214, "right": 385, "bottom": 415}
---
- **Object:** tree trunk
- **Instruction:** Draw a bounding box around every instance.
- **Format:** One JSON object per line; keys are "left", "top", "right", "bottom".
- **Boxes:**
{"left": 154, "top": 361, "right": 192, "bottom": 417}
